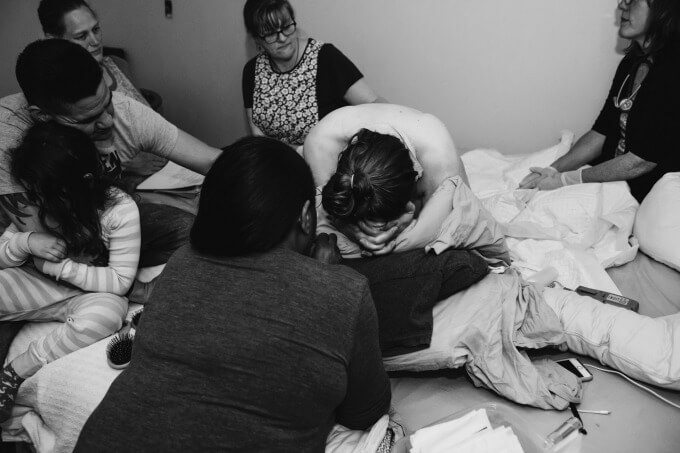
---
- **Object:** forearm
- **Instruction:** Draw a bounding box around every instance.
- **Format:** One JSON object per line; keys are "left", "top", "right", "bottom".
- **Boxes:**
{"left": 581, "top": 152, "right": 656, "bottom": 183}
{"left": 166, "top": 129, "right": 222, "bottom": 175}
{"left": 245, "top": 109, "right": 265, "bottom": 137}
{"left": 0, "top": 227, "right": 31, "bottom": 268}
{"left": 551, "top": 130, "right": 606, "bottom": 172}
{"left": 41, "top": 199, "right": 141, "bottom": 294}
{"left": 344, "top": 78, "right": 379, "bottom": 105}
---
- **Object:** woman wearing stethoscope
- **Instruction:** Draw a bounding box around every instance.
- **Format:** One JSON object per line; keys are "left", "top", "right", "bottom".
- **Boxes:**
{"left": 520, "top": 0, "right": 680, "bottom": 203}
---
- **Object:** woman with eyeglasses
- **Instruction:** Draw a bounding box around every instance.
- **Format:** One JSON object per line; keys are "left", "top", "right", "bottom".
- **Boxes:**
{"left": 242, "top": 0, "right": 382, "bottom": 148}
{"left": 519, "top": 0, "right": 680, "bottom": 202}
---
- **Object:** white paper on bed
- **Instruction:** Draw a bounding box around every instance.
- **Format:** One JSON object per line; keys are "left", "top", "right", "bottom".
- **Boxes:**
{"left": 461, "top": 130, "right": 639, "bottom": 291}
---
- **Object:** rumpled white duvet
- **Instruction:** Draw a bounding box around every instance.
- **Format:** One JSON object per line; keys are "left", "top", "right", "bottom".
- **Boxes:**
{"left": 3, "top": 132, "right": 679, "bottom": 453}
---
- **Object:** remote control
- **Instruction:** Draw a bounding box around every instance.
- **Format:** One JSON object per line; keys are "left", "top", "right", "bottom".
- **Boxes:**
{"left": 575, "top": 286, "right": 640, "bottom": 312}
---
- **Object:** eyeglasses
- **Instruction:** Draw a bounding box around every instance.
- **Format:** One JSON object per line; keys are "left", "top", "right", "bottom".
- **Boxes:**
{"left": 618, "top": 0, "right": 647, "bottom": 7}
{"left": 259, "top": 22, "right": 296, "bottom": 44}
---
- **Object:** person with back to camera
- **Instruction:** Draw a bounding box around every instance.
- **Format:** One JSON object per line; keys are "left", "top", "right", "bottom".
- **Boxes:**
{"left": 242, "top": 0, "right": 383, "bottom": 148}
{"left": 38, "top": 0, "right": 169, "bottom": 177}
{"left": 0, "top": 122, "right": 140, "bottom": 420}
{"left": 74, "top": 136, "right": 391, "bottom": 452}
{"left": 519, "top": 0, "right": 680, "bottom": 203}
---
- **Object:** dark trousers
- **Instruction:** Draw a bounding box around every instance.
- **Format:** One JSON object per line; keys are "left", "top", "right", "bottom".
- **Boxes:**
{"left": 137, "top": 202, "right": 193, "bottom": 267}
{"left": 344, "top": 248, "right": 489, "bottom": 357}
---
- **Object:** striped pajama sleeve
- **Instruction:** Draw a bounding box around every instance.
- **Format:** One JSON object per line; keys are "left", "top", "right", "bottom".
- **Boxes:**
{"left": 40, "top": 192, "right": 141, "bottom": 296}
{"left": 0, "top": 224, "right": 32, "bottom": 268}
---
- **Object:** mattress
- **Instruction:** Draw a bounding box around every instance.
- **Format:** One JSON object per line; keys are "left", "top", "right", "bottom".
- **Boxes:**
{"left": 607, "top": 251, "right": 680, "bottom": 318}
{"left": 390, "top": 354, "right": 680, "bottom": 453}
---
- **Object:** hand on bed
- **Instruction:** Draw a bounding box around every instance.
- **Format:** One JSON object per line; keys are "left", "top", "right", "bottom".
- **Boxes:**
{"left": 519, "top": 167, "right": 561, "bottom": 190}
{"left": 519, "top": 166, "right": 557, "bottom": 188}
{"left": 311, "top": 233, "right": 342, "bottom": 264}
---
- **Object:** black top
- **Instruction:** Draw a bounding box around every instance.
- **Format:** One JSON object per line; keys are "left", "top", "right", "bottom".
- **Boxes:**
{"left": 242, "top": 41, "right": 363, "bottom": 119}
{"left": 592, "top": 46, "right": 680, "bottom": 202}
{"left": 75, "top": 245, "right": 390, "bottom": 452}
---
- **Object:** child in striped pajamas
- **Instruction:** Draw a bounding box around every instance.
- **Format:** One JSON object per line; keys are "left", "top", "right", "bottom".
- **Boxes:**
{"left": 0, "top": 122, "right": 141, "bottom": 420}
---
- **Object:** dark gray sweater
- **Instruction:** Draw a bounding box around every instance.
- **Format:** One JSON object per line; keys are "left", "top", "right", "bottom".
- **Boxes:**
{"left": 75, "top": 245, "right": 390, "bottom": 452}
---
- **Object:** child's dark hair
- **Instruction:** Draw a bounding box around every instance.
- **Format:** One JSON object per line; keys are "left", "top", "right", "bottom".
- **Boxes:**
{"left": 10, "top": 122, "right": 118, "bottom": 260}
{"left": 321, "top": 129, "right": 418, "bottom": 223}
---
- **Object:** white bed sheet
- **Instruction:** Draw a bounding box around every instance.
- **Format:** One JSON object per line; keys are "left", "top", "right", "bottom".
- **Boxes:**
{"left": 0, "top": 132, "right": 647, "bottom": 451}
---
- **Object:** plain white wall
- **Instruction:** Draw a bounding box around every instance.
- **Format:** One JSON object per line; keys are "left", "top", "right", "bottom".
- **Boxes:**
{"left": 0, "top": 0, "right": 625, "bottom": 153}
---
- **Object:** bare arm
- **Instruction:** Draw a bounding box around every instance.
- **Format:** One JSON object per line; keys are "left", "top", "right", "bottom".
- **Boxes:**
{"left": 519, "top": 130, "right": 606, "bottom": 188}
{"left": 166, "top": 129, "right": 222, "bottom": 175}
{"left": 415, "top": 114, "right": 469, "bottom": 201}
{"left": 582, "top": 151, "right": 656, "bottom": 183}
{"left": 343, "top": 78, "right": 380, "bottom": 105}
{"left": 245, "top": 108, "right": 266, "bottom": 137}
{"left": 551, "top": 130, "right": 606, "bottom": 172}
{"left": 303, "top": 123, "right": 348, "bottom": 188}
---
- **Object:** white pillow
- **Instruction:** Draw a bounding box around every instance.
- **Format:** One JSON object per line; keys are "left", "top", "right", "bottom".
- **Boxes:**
{"left": 634, "top": 173, "right": 680, "bottom": 271}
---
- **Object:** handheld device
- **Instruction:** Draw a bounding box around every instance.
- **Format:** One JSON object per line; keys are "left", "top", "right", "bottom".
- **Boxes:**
{"left": 557, "top": 358, "right": 593, "bottom": 382}
{"left": 575, "top": 286, "right": 640, "bottom": 312}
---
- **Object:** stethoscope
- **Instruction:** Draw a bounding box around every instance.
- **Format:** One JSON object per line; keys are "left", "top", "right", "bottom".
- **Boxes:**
{"left": 613, "top": 59, "right": 651, "bottom": 112}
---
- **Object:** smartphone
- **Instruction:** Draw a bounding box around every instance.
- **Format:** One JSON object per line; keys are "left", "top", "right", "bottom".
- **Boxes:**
{"left": 557, "top": 358, "right": 593, "bottom": 382}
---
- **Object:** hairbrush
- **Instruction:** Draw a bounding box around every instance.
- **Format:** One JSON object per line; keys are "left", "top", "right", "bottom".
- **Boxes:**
{"left": 130, "top": 308, "right": 144, "bottom": 330}
{"left": 106, "top": 333, "right": 134, "bottom": 370}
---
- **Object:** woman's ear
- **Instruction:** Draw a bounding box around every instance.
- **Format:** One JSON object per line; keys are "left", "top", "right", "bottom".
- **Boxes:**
{"left": 299, "top": 200, "right": 316, "bottom": 235}
{"left": 27, "top": 106, "right": 54, "bottom": 123}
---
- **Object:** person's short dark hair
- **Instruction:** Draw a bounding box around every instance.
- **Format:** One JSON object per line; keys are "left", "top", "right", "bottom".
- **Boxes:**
{"left": 16, "top": 39, "right": 102, "bottom": 115}
{"left": 642, "top": 0, "right": 680, "bottom": 56}
{"left": 322, "top": 129, "right": 418, "bottom": 223}
{"left": 243, "top": 0, "right": 295, "bottom": 37}
{"left": 38, "top": 0, "right": 94, "bottom": 36}
{"left": 191, "top": 136, "right": 315, "bottom": 256}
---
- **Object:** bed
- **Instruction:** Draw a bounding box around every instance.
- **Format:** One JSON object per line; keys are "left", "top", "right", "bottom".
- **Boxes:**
{"left": 2, "top": 132, "right": 679, "bottom": 452}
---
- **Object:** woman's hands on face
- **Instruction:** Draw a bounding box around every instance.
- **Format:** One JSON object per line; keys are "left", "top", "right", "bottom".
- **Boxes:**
{"left": 311, "top": 233, "right": 342, "bottom": 264}
{"left": 340, "top": 201, "right": 416, "bottom": 256}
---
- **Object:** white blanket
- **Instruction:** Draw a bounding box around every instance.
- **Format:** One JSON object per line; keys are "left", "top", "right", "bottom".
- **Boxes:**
{"left": 1, "top": 132, "right": 639, "bottom": 450}
{"left": 462, "top": 130, "right": 639, "bottom": 292}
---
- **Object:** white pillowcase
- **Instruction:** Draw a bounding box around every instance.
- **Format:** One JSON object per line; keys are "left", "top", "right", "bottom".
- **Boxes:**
{"left": 634, "top": 173, "right": 680, "bottom": 271}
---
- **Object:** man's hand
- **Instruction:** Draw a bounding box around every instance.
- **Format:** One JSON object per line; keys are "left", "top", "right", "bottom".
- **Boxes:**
{"left": 310, "top": 233, "right": 342, "bottom": 264}
{"left": 519, "top": 166, "right": 558, "bottom": 189}
{"left": 124, "top": 152, "right": 168, "bottom": 176}
{"left": 27, "top": 232, "right": 66, "bottom": 262}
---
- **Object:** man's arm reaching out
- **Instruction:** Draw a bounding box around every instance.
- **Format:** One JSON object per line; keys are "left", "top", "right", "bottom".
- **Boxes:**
{"left": 166, "top": 129, "right": 222, "bottom": 176}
